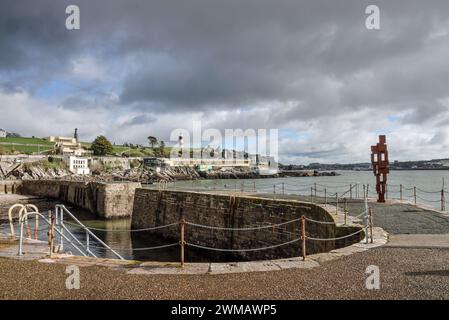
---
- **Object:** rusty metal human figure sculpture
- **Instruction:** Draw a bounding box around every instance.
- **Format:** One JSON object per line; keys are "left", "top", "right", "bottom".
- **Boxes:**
{"left": 371, "top": 135, "right": 389, "bottom": 203}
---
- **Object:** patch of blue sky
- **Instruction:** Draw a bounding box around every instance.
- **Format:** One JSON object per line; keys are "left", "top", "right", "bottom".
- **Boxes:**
{"left": 35, "top": 79, "right": 79, "bottom": 100}
{"left": 279, "top": 128, "right": 309, "bottom": 140}
{"left": 387, "top": 115, "right": 400, "bottom": 123}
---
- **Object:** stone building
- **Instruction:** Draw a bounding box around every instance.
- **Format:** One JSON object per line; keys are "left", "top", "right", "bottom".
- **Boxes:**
{"left": 49, "top": 136, "right": 89, "bottom": 156}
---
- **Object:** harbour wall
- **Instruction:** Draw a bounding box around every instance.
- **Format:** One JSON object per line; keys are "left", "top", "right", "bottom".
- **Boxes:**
{"left": 19, "top": 180, "right": 141, "bottom": 219}
{"left": 0, "top": 180, "right": 22, "bottom": 195}
{"left": 131, "top": 189, "right": 359, "bottom": 261}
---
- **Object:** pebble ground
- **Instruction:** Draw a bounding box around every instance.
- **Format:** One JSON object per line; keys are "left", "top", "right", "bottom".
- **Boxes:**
{"left": 1, "top": 247, "right": 449, "bottom": 300}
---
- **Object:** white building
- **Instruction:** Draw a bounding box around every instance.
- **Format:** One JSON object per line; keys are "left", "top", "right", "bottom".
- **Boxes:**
{"left": 0, "top": 129, "right": 6, "bottom": 138}
{"left": 67, "top": 156, "right": 90, "bottom": 175}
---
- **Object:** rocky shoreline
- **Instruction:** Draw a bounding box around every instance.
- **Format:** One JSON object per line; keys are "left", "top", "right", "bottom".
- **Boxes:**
{"left": 1, "top": 158, "right": 338, "bottom": 183}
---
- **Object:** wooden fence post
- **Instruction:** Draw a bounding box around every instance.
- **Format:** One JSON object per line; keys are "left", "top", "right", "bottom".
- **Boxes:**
{"left": 301, "top": 215, "right": 306, "bottom": 261}
{"left": 369, "top": 207, "right": 374, "bottom": 244}
{"left": 441, "top": 189, "right": 445, "bottom": 211}
{"left": 335, "top": 193, "right": 339, "bottom": 215}
{"left": 48, "top": 215, "right": 55, "bottom": 258}
{"left": 179, "top": 218, "right": 186, "bottom": 268}
{"left": 344, "top": 197, "right": 348, "bottom": 225}
{"left": 414, "top": 186, "right": 417, "bottom": 204}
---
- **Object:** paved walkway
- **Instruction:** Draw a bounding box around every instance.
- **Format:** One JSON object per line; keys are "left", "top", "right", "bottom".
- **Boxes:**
{"left": 386, "top": 234, "right": 449, "bottom": 248}
{"left": 257, "top": 194, "right": 449, "bottom": 235}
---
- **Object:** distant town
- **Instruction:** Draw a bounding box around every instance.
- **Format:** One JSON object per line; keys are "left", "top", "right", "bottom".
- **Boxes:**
{"left": 2, "top": 128, "right": 449, "bottom": 173}
{"left": 280, "top": 159, "right": 449, "bottom": 171}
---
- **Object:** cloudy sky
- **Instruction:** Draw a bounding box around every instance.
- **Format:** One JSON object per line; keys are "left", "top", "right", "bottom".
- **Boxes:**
{"left": 1, "top": 0, "right": 449, "bottom": 164}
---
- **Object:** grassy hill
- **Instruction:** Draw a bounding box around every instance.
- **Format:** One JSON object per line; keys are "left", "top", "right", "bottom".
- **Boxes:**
{"left": 0, "top": 137, "right": 55, "bottom": 154}
{"left": 0, "top": 136, "right": 172, "bottom": 157}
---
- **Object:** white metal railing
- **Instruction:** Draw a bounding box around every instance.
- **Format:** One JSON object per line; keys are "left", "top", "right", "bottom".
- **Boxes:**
{"left": 55, "top": 205, "right": 124, "bottom": 260}
{"left": 17, "top": 205, "right": 124, "bottom": 260}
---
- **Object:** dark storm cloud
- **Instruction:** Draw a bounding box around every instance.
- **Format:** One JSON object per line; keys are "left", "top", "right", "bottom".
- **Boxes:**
{"left": 2, "top": 0, "right": 449, "bottom": 112}
{"left": 2, "top": 0, "right": 449, "bottom": 162}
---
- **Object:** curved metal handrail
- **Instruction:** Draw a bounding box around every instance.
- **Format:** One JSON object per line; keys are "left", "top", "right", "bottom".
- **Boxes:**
{"left": 17, "top": 211, "right": 87, "bottom": 257}
{"left": 55, "top": 205, "right": 124, "bottom": 260}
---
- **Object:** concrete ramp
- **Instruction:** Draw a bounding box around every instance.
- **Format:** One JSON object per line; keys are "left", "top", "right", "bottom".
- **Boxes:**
{"left": 386, "top": 234, "right": 449, "bottom": 249}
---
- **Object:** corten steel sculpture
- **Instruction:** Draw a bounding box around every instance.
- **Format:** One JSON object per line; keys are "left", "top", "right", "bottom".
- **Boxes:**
{"left": 371, "top": 135, "right": 389, "bottom": 203}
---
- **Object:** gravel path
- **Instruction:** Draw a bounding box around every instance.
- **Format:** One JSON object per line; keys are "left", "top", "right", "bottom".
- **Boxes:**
{"left": 1, "top": 247, "right": 449, "bottom": 300}
{"left": 257, "top": 194, "right": 449, "bottom": 234}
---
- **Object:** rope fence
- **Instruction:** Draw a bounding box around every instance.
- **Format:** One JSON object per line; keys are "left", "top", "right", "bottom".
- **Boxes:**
{"left": 5, "top": 196, "right": 375, "bottom": 266}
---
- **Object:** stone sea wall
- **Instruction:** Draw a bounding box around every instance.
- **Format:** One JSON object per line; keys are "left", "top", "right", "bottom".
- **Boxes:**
{"left": 0, "top": 180, "right": 22, "bottom": 195}
{"left": 20, "top": 180, "right": 141, "bottom": 218}
{"left": 132, "top": 189, "right": 341, "bottom": 261}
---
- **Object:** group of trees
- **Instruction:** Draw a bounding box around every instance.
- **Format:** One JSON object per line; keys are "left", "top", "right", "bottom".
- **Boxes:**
{"left": 89, "top": 135, "right": 166, "bottom": 157}
{"left": 147, "top": 136, "right": 166, "bottom": 157}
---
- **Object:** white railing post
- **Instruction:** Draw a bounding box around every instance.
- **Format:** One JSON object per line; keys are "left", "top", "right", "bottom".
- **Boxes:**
{"left": 18, "top": 216, "right": 24, "bottom": 256}
{"left": 86, "top": 230, "right": 90, "bottom": 255}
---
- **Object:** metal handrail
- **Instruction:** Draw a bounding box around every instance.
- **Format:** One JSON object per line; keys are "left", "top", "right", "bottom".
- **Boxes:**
{"left": 18, "top": 211, "right": 87, "bottom": 257}
{"left": 55, "top": 205, "right": 124, "bottom": 260}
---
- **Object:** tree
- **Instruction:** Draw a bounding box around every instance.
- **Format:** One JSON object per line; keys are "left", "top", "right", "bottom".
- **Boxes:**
{"left": 147, "top": 136, "right": 158, "bottom": 150}
{"left": 158, "top": 141, "right": 165, "bottom": 157}
{"left": 91, "top": 135, "right": 113, "bottom": 156}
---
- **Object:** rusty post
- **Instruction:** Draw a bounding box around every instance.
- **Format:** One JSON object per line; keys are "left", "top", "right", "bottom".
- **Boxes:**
{"left": 335, "top": 192, "right": 339, "bottom": 215}
{"left": 344, "top": 197, "right": 348, "bottom": 225}
{"left": 282, "top": 182, "right": 285, "bottom": 195}
{"left": 310, "top": 187, "right": 313, "bottom": 203}
{"left": 369, "top": 207, "right": 374, "bottom": 244}
{"left": 414, "top": 186, "right": 417, "bottom": 204}
{"left": 179, "top": 218, "right": 186, "bottom": 268}
{"left": 324, "top": 188, "right": 327, "bottom": 204}
{"left": 273, "top": 184, "right": 276, "bottom": 194}
{"left": 301, "top": 215, "right": 306, "bottom": 261}
{"left": 400, "top": 184, "right": 403, "bottom": 201}
{"left": 48, "top": 214, "right": 55, "bottom": 258}
{"left": 441, "top": 189, "right": 445, "bottom": 211}
{"left": 34, "top": 215, "right": 39, "bottom": 240}
{"left": 25, "top": 216, "right": 31, "bottom": 239}
{"left": 349, "top": 184, "right": 352, "bottom": 199}
{"left": 253, "top": 181, "right": 256, "bottom": 192}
